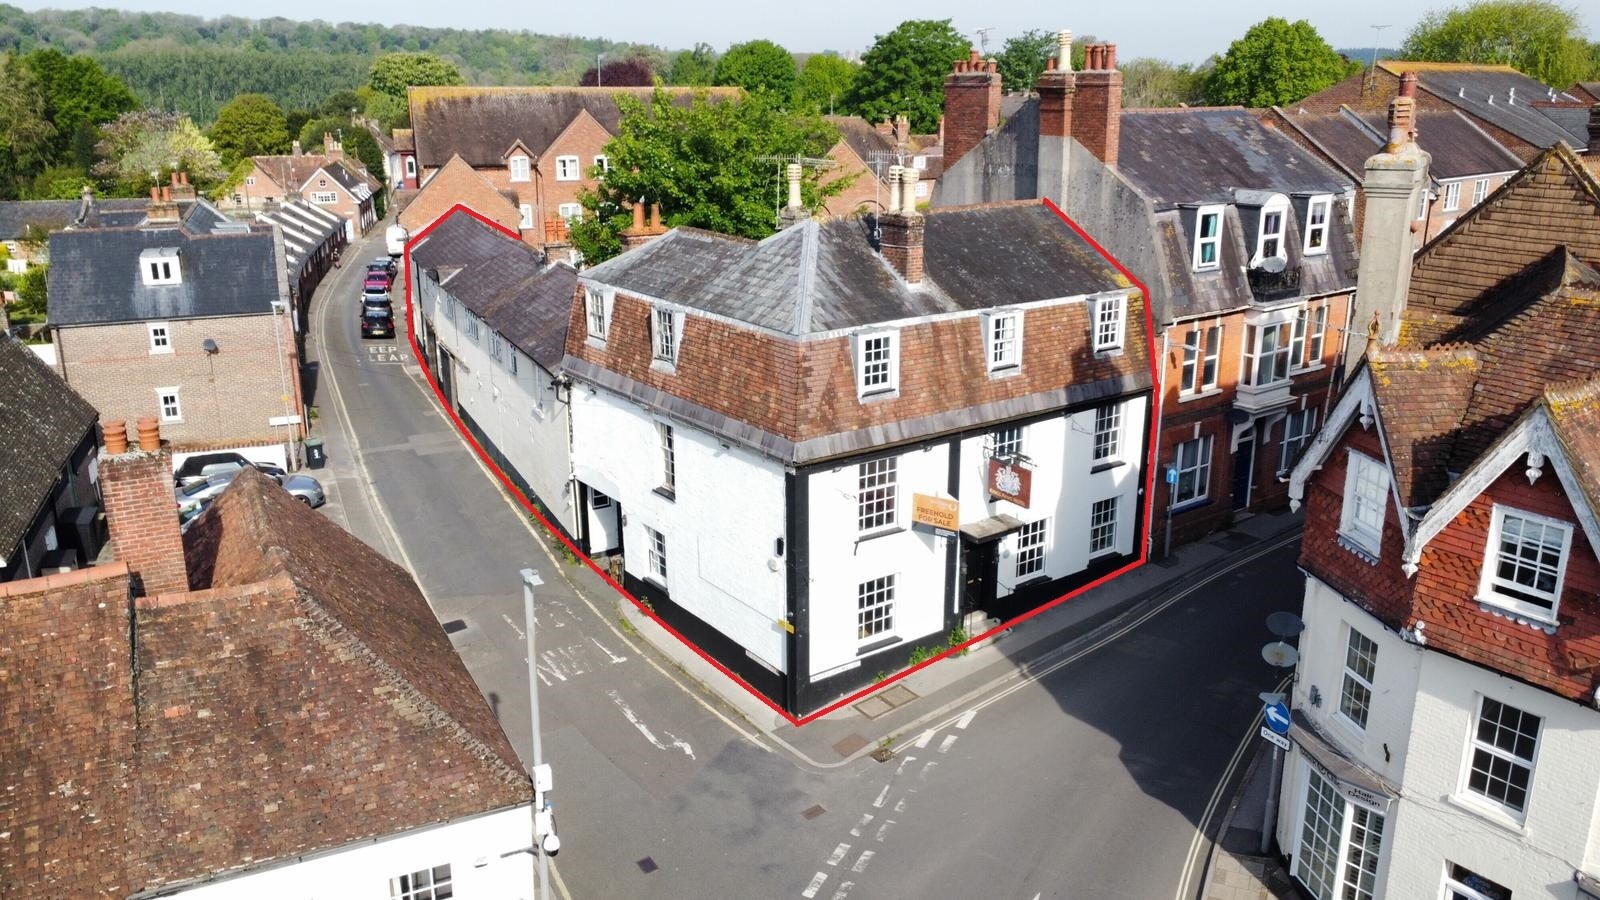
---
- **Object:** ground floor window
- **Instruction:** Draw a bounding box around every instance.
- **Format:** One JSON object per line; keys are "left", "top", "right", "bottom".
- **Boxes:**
{"left": 858, "top": 574, "right": 895, "bottom": 641}
{"left": 391, "top": 864, "right": 452, "bottom": 899}
{"left": 1444, "top": 863, "right": 1511, "bottom": 900}
{"left": 1294, "top": 767, "right": 1385, "bottom": 900}
{"left": 647, "top": 527, "right": 667, "bottom": 582}
{"left": 1173, "top": 435, "right": 1212, "bottom": 505}
{"left": 1089, "top": 498, "right": 1117, "bottom": 555}
{"left": 1015, "top": 520, "right": 1048, "bottom": 577}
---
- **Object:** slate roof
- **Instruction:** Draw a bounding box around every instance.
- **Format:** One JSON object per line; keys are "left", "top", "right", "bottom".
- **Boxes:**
{"left": 1117, "top": 108, "right": 1350, "bottom": 208}
{"left": 584, "top": 203, "right": 1126, "bottom": 336}
{"left": 47, "top": 203, "right": 283, "bottom": 327}
{"left": 0, "top": 198, "right": 148, "bottom": 240}
{"left": 1377, "top": 61, "right": 1588, "bottom": 150}
{"left": 0, "top": 469, "right": 531, "bottom": 897}
{"left": 410, "top": 86, "right": 742, "bottom": 169}
{"left": 1277, "top": 107, "right": 1523, "bottom": 181}
{"left": 411, "top": 210, "right": 574, "bottom": 368}
{"left": 0, "top": 336, "right": 97, "bottom": 559}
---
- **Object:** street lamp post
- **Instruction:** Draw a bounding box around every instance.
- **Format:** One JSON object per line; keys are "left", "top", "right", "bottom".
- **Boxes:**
{"left": 596, "top": 53, "right": 604, "bottom": 88}
{"left": 521, "top": 568, "right": 556, "bottom": 900}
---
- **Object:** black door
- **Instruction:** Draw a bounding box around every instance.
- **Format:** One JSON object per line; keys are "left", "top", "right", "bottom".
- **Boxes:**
{"left": 960, "top": 540, "right": 998, "bottom": 614}
{"left": 436, "top": 347, "right": 455, "bottom": 407}
{"left": 1232, "top": 434, "right": 1255, "bottom": 511}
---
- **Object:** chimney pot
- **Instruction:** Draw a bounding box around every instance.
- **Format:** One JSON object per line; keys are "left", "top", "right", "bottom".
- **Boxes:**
{"left": 1058, "top": 30, "right": 1073, "bottom": 72}
{"left": 103, "top": 419, "right": 128, "bottom": 455}
{"left": 1105, "top": 44, "right": 1116, "bottom": 69}
{"left": 969, "top": 49, "right": 980, "bottom": 64}
{"left": 631, "top": 201, "right": 646, "bottom": 230}
{"left": 136, "top": 416, "right": 161, "bottom": 451}
{"left": 1399, "top": 71, "right": 1418, "bottom": 98}
{"left": 1046, "top": 57, "right": 1057, "bottom": 71}
{"left": 649, "top": 203, "right": 661, "bottom": 230}
{"left": 150, "top": 186, "right": 160, "bottom": 202}
{"left": 887, "top": 164, "right": 904, "bottom": 213}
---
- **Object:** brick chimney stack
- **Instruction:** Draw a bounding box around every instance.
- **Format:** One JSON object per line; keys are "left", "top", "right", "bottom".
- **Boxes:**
{"left": 99, "top": 417, "right": 189, "bottom": 597}
{"left": 1073, "top": 44, "right": 1122, "bottom": 166}
{"left": 942, "top": 49, "right": 1002, "bottom": 172}
{"left": 1588, "top": 102, "right": 1600, "bottom": 154}
{"left": 878, "top": 168, "right": 924, "bottom": 285}
{"left": 1036, "top": 29, "right": 1078, "bottom": 208}
{"left": 169, "top": 170, "right": 196, "bottom": 202}
{"left": 1348, "top": 70, "right": 1431, "bottom": 370}
{"left": 146, "top": 185, "right": 180, "bottom": 224}
{"left": 620, "top": 200, "right": 669, "bottom": 250}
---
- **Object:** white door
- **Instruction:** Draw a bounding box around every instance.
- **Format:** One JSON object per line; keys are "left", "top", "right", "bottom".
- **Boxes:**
{"left": 586, "top": 488, "right": 620, "bottom": 554}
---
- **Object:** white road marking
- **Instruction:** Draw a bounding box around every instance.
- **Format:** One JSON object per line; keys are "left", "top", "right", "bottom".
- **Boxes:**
{"left": 874, "top": 819, "right": 895, "bottom": 842}
{"left": 829, "top": 883, "right": 855, "bottom": 900}
{"left": 589, "top": 636, "right": 627, "bottom": 663}
{"left": 502, "top": 614, "right": 525, "bottom": 641}
{"left": 912, "top": 730, "right": 934, "bottom": 749}
{"left": 955, "top": 708, "right": 977, "bottom": 729}
{"left": 919, "top": 760, "right": 938, "bottom": 781}
{"left": 849, "top": 813, "right": 873, "bottom": 837}
{"left": 556, "top": 645, "right": 586, "bottom": 676}
{"left": 938, "top": 734, "right": 959, "bottom": 754}
{"left": 892, "top": 798, "right": 906, "bottom": 814}
{"left": 825, "top": 843, "right": 850, "bottom": 866}
{"left": 850, "top": 850, "right": 875, "bottom": 874}
{"left": 871, "top": 785, "right": 890, "bottom": 809}
{"left": 607, "top": 690, "right": 695, "bottom": 759}
{"left": 801, "top": 872, "right": 827, "bottom": 898}
{"left": 538, "top": 651, "right": 569, "bottom": 682}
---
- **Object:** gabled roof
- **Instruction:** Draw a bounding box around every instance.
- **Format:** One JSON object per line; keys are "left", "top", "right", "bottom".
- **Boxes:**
{"left": 1546, "top": 376, "right": 1600, "bottom": 517}
{"left": 1273, "top": 107, "right": 1523, "bottom": 181}
{"left": 47, "top": 201, "right": 283, "bottom": 327}
{"left": 392, "top": 128, "right": 415, "bottom": 152}
{"left": 0, "top": 336, "right": 97, "bottom": 559}
{"left": 1116, "top": 108, "right": 1349, "bottom": 208}
{"left": 1376, "top": 60, "right": 1588, "bottom": 150}
{"left": 0, "top": 198, "right": 148, "bottom": 240}
{"left": 824, "top": 116, "right": 899, "bottom": 169}
{"left": 409, "top": 86, "right": 742, "bottom": 169}
{"left": 398, "top": 155, "right": 523, "bottom": 236}
{"left": 584, "top": 203, "right": 1128, "bottom": 336}
{"left": 411, "top": 210, "right": 575, "bottom": 369}
{"left": 252, "top": 154, "right": 335, "bottom": 192}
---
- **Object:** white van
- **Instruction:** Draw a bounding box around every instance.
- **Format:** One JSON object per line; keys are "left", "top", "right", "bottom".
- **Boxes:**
{"left": 385, "top": 223, "right": 409, "bottom": 257}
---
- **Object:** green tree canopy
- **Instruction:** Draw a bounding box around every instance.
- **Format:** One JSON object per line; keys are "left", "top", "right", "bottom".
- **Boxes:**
{"left": 368, "top": 52, "right": 464, "bottom": 100}
{"left": 1121, "top": 57, "right": 1208, "bottom": 108}
{"left": 569, "top": 88, "right": 841, "bottom": 264}
{"left": 0, "top": 52, "right": 57, "bottom": 199}
{"left": 15, "top": 263, "right": 47, "bottom": 316}
{"left": 317, "top": 89, "right": 363, "bottom": 119}
{"left": 21, "top": 48, "right": 137, "bottom": 168}
{"left": 1204, "top": 17, "right": 1360, "bottom": 107}
{"left": 667, "top": 43, "right": 718, "bottom": 85}
{"left": 714, "top": 40, "right": 797, "bottom": 99}
{"left": 209, "top": 93, "right": 290, "bottom": 164}
{"left": 795, "top": 53, "right": 858, "bottom": 114}
{"left": 93, "top": 109, "right": 224, "bottom": 194}
{"left": 847, "top": 19, "right": 969, "bottom": 133}
{"left": 1402, "top": 0, "right": 1596, "bottom": 88}
{"left": 993, "top": 30, "right": 1100, "bottom": 93}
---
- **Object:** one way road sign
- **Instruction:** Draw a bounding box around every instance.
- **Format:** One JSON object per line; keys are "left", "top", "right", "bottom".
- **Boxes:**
{"left": 1264, "top": 701, "right": 1291, "bottom": 735}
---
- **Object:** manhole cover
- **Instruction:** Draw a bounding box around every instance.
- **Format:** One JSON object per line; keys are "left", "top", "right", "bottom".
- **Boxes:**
{"left": 442, "top": 619, "right": 468, "bottom": 634}
{"left": 854, "top": 696, "right": 892, "bottom": 719}
{"left": 832, "top": 734, "right": 869, "bottom": 757}
{"left": 801, "top": 804, "right": 825, "bottom": 820}
{"left": 637, "top": 857, "right": 658, "bottom": 873}
{"left": 879, "top": 684, "right": 918, "bottom": 708}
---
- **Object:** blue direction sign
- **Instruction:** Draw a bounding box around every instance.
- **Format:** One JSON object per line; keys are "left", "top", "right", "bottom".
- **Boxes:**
{"left": 1166, "top": 466, "right": 1179, "bottom": 485}
{"left": 1264, "top": 701, "right": 1292, "bottom": 735}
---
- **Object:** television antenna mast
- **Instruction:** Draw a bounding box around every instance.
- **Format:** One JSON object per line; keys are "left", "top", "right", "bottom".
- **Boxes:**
{"left": 975, "top": 27, "right": 995, "bottom": 56}
{"left": 755, "top": 154, "right": 835, "bottom": 225}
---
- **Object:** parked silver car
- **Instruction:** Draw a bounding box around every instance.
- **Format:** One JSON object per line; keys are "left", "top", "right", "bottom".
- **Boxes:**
{"left": 282, "top": 473, "right": 326, "bottom": 507}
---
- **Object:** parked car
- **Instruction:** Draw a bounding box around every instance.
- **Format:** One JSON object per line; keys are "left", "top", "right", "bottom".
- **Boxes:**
{"left": 370, "top": 256, "right": 397, "bottom": 276}
{"left": 283, "top": 473, "right": 326, "bottom": 507}
{"left": 366, "top": 264, "right": 394, "bottom": 286}
{"left": 173, "top": 452, "right": 285, "bottom": 486}
{"left": 362, "top": 293, "right": 393, "bottom": 314}
{"left": 385, "top": 224, "right": 408, "bottom": 257}
{"left": 363, "top": 272, "right": 391, "bottom": 292}
{"left": 361, "top": 307, "right": 394, "bottom": 338}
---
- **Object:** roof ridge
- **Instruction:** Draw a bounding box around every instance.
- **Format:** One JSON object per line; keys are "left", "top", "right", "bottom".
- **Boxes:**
{"left": 793, "top": 220, "right": 820, "bottom": 334}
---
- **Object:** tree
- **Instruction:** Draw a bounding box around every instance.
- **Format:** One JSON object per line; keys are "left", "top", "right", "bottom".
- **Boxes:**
{"left": 317, "top": 89, "right": 363, "bottom": 119}
{"left": 1402, "top": 0, "right": 1596, "bottom": 88}
{"left": 993, "top": 30, "right": 1100, "bottom": 93}
{"left": 668, "top": 43, "right": 717, "bottom": 86}
{"left": 1205, "top": 18, "right": 1360, "bottom": 107}
{"left": 26, "top": 165, "right": 92, "bottom": 200}
{"left": 0, "top": 52, "right": 56, "bottom": 199}
{"left": 285, "top": 109, "right": 312, "bottom": 144}
{"left": 21, "top": 48, "right": 137, "bottom": 168}
{"left": 568, "top": 88, "right": 842, "bottom": 264}
{"left": 714, "top": 40, "right": 798, "bottom": 99}
{"left": 1120, "top": 58, "right": 1208, "bottom": 108}
{"left": 368, "top": 52, "right": 463, "bottom": 101}
{"left": 93, "top": 110, "right": 224, "bottom": 194}
{"left": 209, "top": 93, "right": 290, "bottom": 164}
{"left": 795, "top": 53, "right": 858, "bottom": 114}
{"left": 847, "top": 19, "right": 969, "bottom": 133}
{"left": 580, "top": 57, "right": 654, "bottom": 86}
{"left": 15, "top": 264, "right": 47, "bottom": 317}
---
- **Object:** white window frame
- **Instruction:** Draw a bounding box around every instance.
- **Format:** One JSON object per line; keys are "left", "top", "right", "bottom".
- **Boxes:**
{"left": 985, "top": 311, "right": 1021, "bottom": 372}
{"left": 244, "top": 175, "right": 256, "bottom": 186}
{"left": 1340, "top": 451, "right": 1388, "bottom": 557}
{"left": 1443, "top": 180, "right": 1461, "bottom": 211}
{"left": 1092, "top": 403, "right": 1121, "bottom": 462}
{"left": 558, "top": 202, "right": 583, "bottom": 223}
{"left": 1280, "top": 408, "right": 1318, "bottom": 474}
{"left": 1243, "top": 322, "right": 1292, "bottom": 387}
{"left": 657, "top": 422, "right": 676, "bottom": 493}
{"left": 1461, "top": 694, "right": 1541, "bottom": 818}
{"left": 652, "top": 306, "right": 681, "bottom": 365}
{"left": 466, "top": 317, "right": 480, "bottom": 342}
{"left": 148, "top": 321, "right": 173, "bottom": 355}
{"left": 157, "top": 387, "right": 182, "bottom": 423}
{"left": 1293, "top": 767, "right": 1386, "bottom": 900}
{"left": 1181, "top": 324, "right": 1220, "bottom": 394}
{"left": 1193, "top": 205, "right": 1224, "bottom": 270}
{"left": 1471, "top": 178, "right": 1488, "bottom": 206}
{"left": 1092, "top": 295, "right": 1126, "bottom": 354}
{"left": 856, "top": 330, "right": 899, "bottom": 397}
{"left": 991, "top": 425, "right": 1023, "bottom": 461}
{"left": 1088, "top": 497, "right": 1118, "bottom": 556}
{"left": 1416, "top": 188, "right": 1430, "bottom": 221}
{"left": 1015, "top": 519, "right": 1048, "bottom": 577}
{"left": 1338, "top": 625, "right": 1378, "bottom": 731}
{"left": 1290, "top": 309, "right": 1307, "bottom": 370}
{"left": 555, "top": 155, "right": 581, "bottom": 181}
{"left": 856, "top": 457, "right": 898, "bottom": 533}
{"left": 309, "top": 191, "right": 338, "bottom": 205}
{"left": 857, "top": 574, "right": 895, "bottom": 642}
{"left": 509, "top": 154, "right": 530, "bottom": 182}
{"left": 584, "top": 287, "right": 611, "bottom": 341}
{"left": 1256, "top": 202, "right": 1288, "bottom": 262}
{"left": 1443, "top": 862, "right": 1512, "bottom": 900}
{"left": 404, "top": 157, "right": 416, "bottom": 177}
{"left": 1173, "top": 436, "right": 1212, "bottom": 506}
{"left": 518, "top": 204, "right": 533, "bottom": 230}
{"left": 1308, "top": 305, "right": 1328, "bottom": 365}
{"left": 390, "top": 863, "right": 453, "bottom": 900}
{"left": 1304, "top": 195, "right": 1331, "bottom": 255}
{"left": 140, "top": 248, "right": 180, "bottom": 286}
{"left": 647, "top": 527, "right": 668, "bottom": 583}
{"left": 1478, "top": 505, "right": 1572, "bottom": 623}
{"left": 594, "top": 154, "right": 610, "bottom": 172}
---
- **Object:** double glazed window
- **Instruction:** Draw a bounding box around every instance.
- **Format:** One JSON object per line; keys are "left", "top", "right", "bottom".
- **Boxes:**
{"left": 1444, "top": 863, "right": 1511, "bottom": 900}
{"left": 148, "top": 322, "right": 173, "bottom": 354}
{"left": 1305, "top": 196, "right": 1331, "bottom": 254}
{"left": 1444, "top": 181, "right": 1462, "bottom": 211}
{"left": 1481, "top": 506, "right": 1571, "bottom": 621}
{"left": 1181, "top": 325, "right": 1220, "bottom": 394}
{"left": 1194, "top": 206, "right": 1223, "bottom": 269}
{"left": 857, "top": 332, "right": 898, "bottom": 396}
{"left": 1243, "top": 322, "right": 1293, "bottom": 387}
{"left": 555, "top": 155, "right": 580, "bottom": 181}
{"left": 1258, "top": 208, "right": 1285, "bottom": 260}
{"left": 1173, "top": 436, "right": 1212, "bottom": 505}
{"left": 1338, "top": 627, "right": 1378, "bottom": 730}
{"left": 1465, "top": 696, "right": 1540, "bottom": 816}
{"left": 509, "top": 155, "right": 530, "bottom": 182}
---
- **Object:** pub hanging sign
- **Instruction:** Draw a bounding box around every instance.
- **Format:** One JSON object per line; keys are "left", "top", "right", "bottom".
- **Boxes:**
{"left": 987, "top": 458, "right": 1032, "bottom": 507}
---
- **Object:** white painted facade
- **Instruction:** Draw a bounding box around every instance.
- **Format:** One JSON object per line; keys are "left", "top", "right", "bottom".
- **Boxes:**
{"left": 415, "top": 266, "right": 579, "bottom": 537}
{"left": 1277, "top": 575, "right": 1600, "bottom": 900}
{"left": 570, "top": 384, "right": 790, "bottom": 673}
{"left": 162, "top": 804, "right": 535, "bottom": 899}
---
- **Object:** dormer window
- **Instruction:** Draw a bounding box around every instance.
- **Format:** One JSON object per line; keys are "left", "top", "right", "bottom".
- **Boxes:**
{"left": 856, "top": 330, "right": 899, "bottom": 397}
{"left": 1339, "top": 450, "right": 1388, "bottom": 558}
{"left": 140, "top": 248, "right": 181, "bottom": 286}
{"left": 985, "top": 311, "right": 1021, "bottom": 372}
{"left": 1304, "top": 195, "right": 1331, "bottom": 255}
{"left": 1257, "top": 208, "right": 1285, "bottom": 261}
{"left": 509, "top": 155, "right": 530, "bottom": 183}
{"left": 1193, "top": 205, "right": 1223, "bottom": 270}
{"left": 584, "top": 286, "right": 612, "bottom": 342}
{"left": 651, "top": 306, "right": 683, "bottom": 367}
{"left": 1092, "top": 295, "right": 1126, "bottom": 354}
{"left": 1479, "top": 506, "right": 1572, "bottom": 624}
{"left": 555, "top": 156, "right": 580, "bottom": 181}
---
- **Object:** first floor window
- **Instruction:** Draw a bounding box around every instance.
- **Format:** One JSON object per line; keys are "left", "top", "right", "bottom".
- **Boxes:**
{"left": 594, "top": 154, "right": 610, "bottom": 172}
{"left": 1465, "top": 696, "right": 1540, "bottom": 815}
{"left": 647, "top": 527, "right": 667, "bottom": 581}
{"left": 509, "top": 154, "right": 530, "bottom": 182}
{"left": 1181, "top": 324, "right": 1220, "bottom": 393}
{"left": 1483, "top": 507, "right": 1571, "bottom": 619}
{"left": 1444, "top": 181, "right": 1461, "bottom": 210}
{"left": 1305, "top": 195, "right": 1330, "bottom": 253}
{"left": 653, "top": 307, "right": 678, "bottom": 363}
{"left": 158, "top": 389, "right": 182, "bottom": 423}
{"left": 148, "top": 321, "right": 172, "bottom": 354}
{"left": 1015, "top": 519, "right": 1048, "bottom": 577}
{"left": 1194, "top": 206, "right": 1222, "bottom": 269}
{"left": 556, "top": 155, "right": 580, "bottom": 180}
{"left": 558, "top": 202, "right": 584, "bottom": 223}
{"left": 1089, "top": 498, "right": 1118, "bottom": 555}
{"left": 1444, "top": 863, "right": 1511, "bottom": 900}
{"left": 1338, "top": 626, "right": 1378, "bottom": 730}
{"left": 1094, "top": 295, "right": 1126, "bottom": 353}
{"left": 1244, "top": 321, "right": 1292, "bottom": 387}
{"left": 858, "top": 331, "right": 898, "bottom": 395}
{"left": 657, "top": 422, "right": 676, "bottom": 492}
{"left": 1340, "top": 451, "right": 1388, "bottom": 556}
{"left": 1093, "top": 404, "right": 1121, "bottom": 462}
{"left": 1308, "top": 305, "right": 1328, "bottom": 363}
{"left": 857, "top": 457, "right": 898, "bottom": 532}
{"left": 309, "top": 191, "right": 338, "bottom": 204}
{"left": 391, "top": 864, "right": 453, "bottom": 899}
{"left": 1173, "top": 436, "right": 1212, "bottom": 505}
{"left": 585, "top": 287, "right": 608, "bottom": 339}
{"left": 857, "top": 574, "right": 895, "bottom": 640}
{"left": 1472, "top": 179, "right": 1489, "bottom": 206}
{"left": 1294, "top": 769, "right": 1385, "bottom": 900}
{"left": 987, "top": 311, "right": 1020, "bottom": 371}
{"left": 991, "top": 425, "right": 1023, "bottom": 461}
{"left": 1280, "top": 409, "right": 1318, "bottom": 474}
{"left": 519, "top": 204, "right": 533, "bottom": 229}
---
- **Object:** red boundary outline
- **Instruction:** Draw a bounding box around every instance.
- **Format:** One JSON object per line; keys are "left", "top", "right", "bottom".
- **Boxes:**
{"left": 400, "top": 200, "right": 1160, "bottom": 728}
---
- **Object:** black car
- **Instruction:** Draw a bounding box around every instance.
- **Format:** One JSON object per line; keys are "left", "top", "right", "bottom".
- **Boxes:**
{"left": 361, "top": 307, "right": 394, "bottom": 338}
{"left": 369, "top": 256, "right": 397, "bottom": 276}
{"left": 172, "top": 452, "right": 287, "bottom": 486}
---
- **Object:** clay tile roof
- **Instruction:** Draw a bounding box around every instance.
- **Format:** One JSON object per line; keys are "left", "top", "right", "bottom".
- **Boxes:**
{"left": 1367, "top": 346, "right": 1479, "bottom": 507}
{"left": 1545, "top": 376, "right": 1600, "bottom": 514}
{"left": 0, "top": 336, "right": 97, "bottom": 557}
{"left": 825, "top": 116, "right": 897, "bottom": 166}
{"left": 392, "top": 128, "right": 415, "bottom": 152}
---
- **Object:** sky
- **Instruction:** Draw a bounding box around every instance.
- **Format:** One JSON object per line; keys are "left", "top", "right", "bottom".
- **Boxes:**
{"left": 17, "top": 0, "right": 1600, "bottom": 65}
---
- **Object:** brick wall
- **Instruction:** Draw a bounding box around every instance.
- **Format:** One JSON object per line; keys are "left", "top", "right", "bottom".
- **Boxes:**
{"left": 56, "top": 315, "right": 302, "bottom": 451}
{"left": 100, "top": 444, "right": 188, "bottom": 596}
{"left": 942, "top": 61, "right": 1001, "bottom": 172}
{"left": 1072, "top": 51, "right": 1122, "bottom": 166}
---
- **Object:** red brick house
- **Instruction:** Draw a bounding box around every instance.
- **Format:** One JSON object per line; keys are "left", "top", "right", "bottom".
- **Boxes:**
{"left": 818, "top": 115, "right": 940, "bottom": 216}
{"left": 218, "top": 143, "right": 378, "bottom": 239}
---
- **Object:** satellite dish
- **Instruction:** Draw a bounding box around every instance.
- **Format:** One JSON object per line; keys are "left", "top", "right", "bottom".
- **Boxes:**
{"left": 1266, "top": 611, "right": 1305, "bottom": 639}
{"left": 1262, "top": 641, "right": 1300, "bottom": 668}
{"left": 1259, "top": 255, "right": 1287, "bottom": 274}
{"left": 201, "top": 338, "right": 219, "bottom": 354}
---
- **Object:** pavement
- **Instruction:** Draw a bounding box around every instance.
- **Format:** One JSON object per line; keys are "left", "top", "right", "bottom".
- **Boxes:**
{"left": 1200, "top": 741, "right": 1304, "bottom": 900}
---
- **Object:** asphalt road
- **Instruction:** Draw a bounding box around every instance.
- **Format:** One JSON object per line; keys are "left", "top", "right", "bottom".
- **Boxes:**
{"left": 305, "top": 227, "right": 1300, "bottom": 900}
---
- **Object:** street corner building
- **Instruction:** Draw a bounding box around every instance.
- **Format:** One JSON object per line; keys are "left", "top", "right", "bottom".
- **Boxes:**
{"left": 562, "top": 197, "right": 1154, "bottom": 716}
{"left": 1270, "top": 110, "right": 1600, "bottom": 898}
{"left": 0, "top": 421, "right": 536, "bottom": 898}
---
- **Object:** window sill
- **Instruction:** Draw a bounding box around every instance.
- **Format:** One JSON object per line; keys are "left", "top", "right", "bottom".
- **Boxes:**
{"left": 653, "top": 486, "right": 676, "bottom": 502}
{"left": 855, "top": 525, "right": 907, "bottom": 545}
{"left": 650, "top": 358, "right": 678, "bottom": 375}
{"left": 1177, "top": 388, "right": 1225, "bottom": 404}
{"left": 1473, "top": 595, "right": 1559, "bottom": 634}
{"left": 1170, "top": 497, "right": 1213, "bottom": 515}
{"left": 1091, "top": 460, "right": 1126, "bottom": 475}
{"left": 987, "top": 365, "right": 1021, "bottom": 380}
{"left": 1192, "top": 263, "right": 1221, "bottom": 274}
{"left": 857, "top": 635, "right": 901, "bottom": 657}
{"left": 1088, "top": 547, "right": 1118, "bottom": 560}
{"left": 1336, "top": 533, "right": 1380, "bottom": 565}
{"left": 857, "top": 388, "right": 900, "bottom": 403}
{"left": 1290, "top": 363, "right": 1326, "bottom": 376}
{"left": 584, "top": 335, "right": 608, "bottom": 350}
{"left": 1445, "top": 793, "right": 1528, "bottom": 837}
{"left": 149, "top": 348, "right": 174, "bottom": 356}
{"left": 1094, "top": 347, "right": 1125, "bottom": 360}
